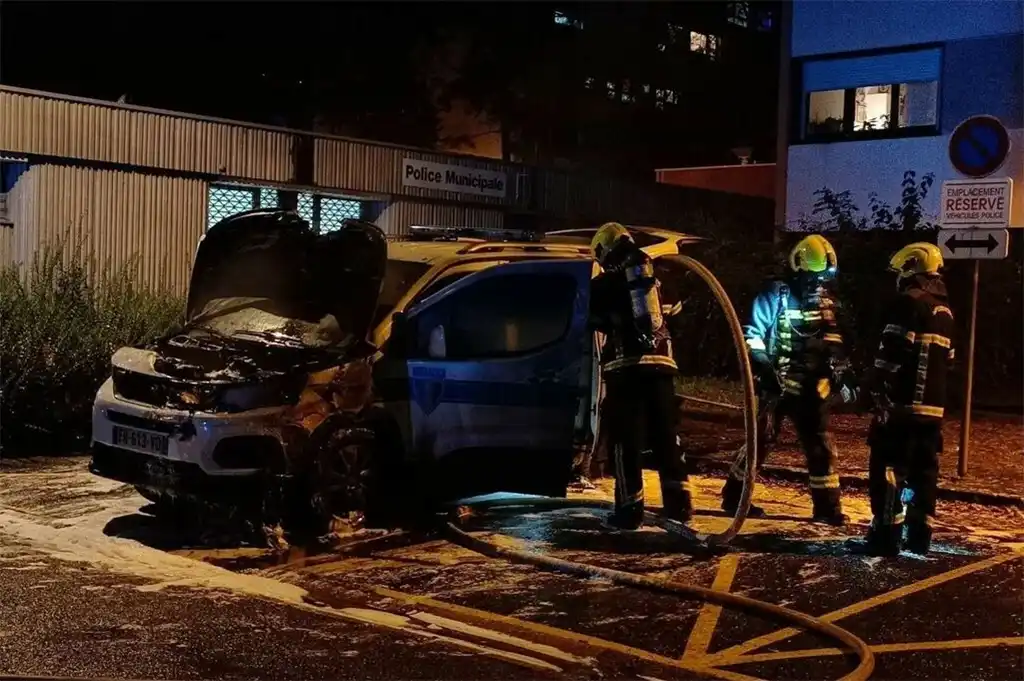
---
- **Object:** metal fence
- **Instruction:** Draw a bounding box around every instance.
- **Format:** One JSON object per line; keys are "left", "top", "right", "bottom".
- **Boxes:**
{"left": 207, "top": 184, "right": 364, "bottom": 232}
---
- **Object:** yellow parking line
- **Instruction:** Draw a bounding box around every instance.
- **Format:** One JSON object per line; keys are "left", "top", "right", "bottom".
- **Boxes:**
{"left": 373, "top": 586, "right": 761, "bottom": 681}
{"left": 707, "top": 552, "right": 1021, "bottom": 665}
{"left": 724, "top": 636, "right": 1024, "bottom": 665}
{"left": 682, "top": 554, "right": 741, "bottom": 661}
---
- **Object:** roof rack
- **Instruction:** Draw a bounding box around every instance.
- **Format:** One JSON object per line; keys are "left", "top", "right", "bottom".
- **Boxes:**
{"left": 458, "top": 243, "right": 591, "bottom": 256}
{"left": 408, "top": 225, "right": 541, "bottom": 243}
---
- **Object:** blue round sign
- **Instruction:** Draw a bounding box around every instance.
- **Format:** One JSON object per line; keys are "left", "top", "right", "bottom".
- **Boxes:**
{"left": 948, "top": 115, "right": 1011, "bottom": 178}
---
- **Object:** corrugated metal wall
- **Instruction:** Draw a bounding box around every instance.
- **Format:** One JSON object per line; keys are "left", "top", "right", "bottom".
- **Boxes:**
{"left": 26, "top": 165, "right": 205, "bottom": 293}
{"left": 0, "top": 224, "right": 11, "bottom": 268}
{"left": 375, "top": 200, "right": 505, "bottom": 237}
{"left": 0, "top": 87, "right": 775, "bottom": 242}
{"left": 315, "top": 139, "right": 521, "bottom": 208}
{"left": 0, "top": 90, "right": 294, "bottom": 183}
{"left": 1, "top": 165, "right": 39, "bottom": 268}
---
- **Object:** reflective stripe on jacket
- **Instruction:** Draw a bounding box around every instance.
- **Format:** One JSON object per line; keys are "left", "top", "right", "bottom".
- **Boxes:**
{"left": 744, "top": 279, "right": 845, "bottom": 397}
{"left": 870, "top": 276, "right": 954, "bottom": 420}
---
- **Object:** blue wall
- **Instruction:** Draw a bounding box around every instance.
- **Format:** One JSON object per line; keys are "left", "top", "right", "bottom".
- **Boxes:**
{"left": 793, "top": 0, "right": 1023, "bottom": 57}
{"left": 941, "top": 33, "right": 1024, "bottom": 133}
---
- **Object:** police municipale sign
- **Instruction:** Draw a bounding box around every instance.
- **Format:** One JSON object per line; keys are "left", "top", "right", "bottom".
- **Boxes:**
{"left": 939, "top": 178, "right": 1012, "bottom": 228}
{"left": 402, "top": 158, "right": 508, "bottom": 199}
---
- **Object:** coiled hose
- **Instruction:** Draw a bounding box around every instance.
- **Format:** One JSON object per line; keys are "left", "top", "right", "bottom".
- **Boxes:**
{"left": 439, "top": 254, "right": 873, "bottom": 681}
{"left": 586, "top": 253, "right": 759, "bottom": 546}
{"left": 442, "top": 501, "right": 874, "bottom": 681}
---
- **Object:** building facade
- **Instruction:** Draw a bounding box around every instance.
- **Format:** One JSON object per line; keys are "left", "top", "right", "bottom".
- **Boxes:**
{"left": 436, "top": 2, "right": 781, "bottom": 174}
{"left": 0, "top": 86, "right": 772, "bottom": 294}
{"left": 777, "top": 0, "right": 1023, "bottom": 230}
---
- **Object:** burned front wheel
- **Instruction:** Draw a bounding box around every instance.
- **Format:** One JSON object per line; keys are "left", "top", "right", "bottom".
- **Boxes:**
{"left": 275, "top": 414, "right": 379, "bottom": 544}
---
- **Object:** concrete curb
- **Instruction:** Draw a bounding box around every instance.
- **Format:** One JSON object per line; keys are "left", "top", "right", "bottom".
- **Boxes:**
{"left": 697, "top": 459, "right": 1024, "bottom": 508}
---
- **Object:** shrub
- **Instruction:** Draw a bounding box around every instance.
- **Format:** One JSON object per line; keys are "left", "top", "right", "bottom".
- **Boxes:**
{"left": 0, "top": 239, "right": 184, "bottom": 456}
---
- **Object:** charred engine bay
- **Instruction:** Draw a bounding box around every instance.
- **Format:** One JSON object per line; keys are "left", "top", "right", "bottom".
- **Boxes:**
{"left": 114, "top": 332, "right": 338, "bottom": 413}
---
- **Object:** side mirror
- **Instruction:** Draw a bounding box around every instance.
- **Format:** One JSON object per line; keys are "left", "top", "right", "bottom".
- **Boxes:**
{"left": 428, "top": 324, "right": 447, "bottom": 359}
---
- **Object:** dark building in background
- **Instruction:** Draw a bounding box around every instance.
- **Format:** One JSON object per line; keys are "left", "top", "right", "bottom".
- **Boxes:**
{"left": 1, "top": 2, "right": 780, "bottom": 180}
{"left": 437, "top": 2, "right": 781, "bottom": 176}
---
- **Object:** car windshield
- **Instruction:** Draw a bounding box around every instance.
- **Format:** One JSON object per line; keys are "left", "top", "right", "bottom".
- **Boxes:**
{"left": 188, "top": 296, "right": 347, "bottom": 350}
{"left": 371, "top": 259, "right": 433, "bottom": 329}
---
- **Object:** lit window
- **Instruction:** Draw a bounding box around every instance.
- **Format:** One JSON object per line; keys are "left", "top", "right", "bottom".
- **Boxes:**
{"left": 805, "top": 81, "right": 939, "bottom": 137}
{"left": 657, "top": 43, "right": 667, "bottom": 52}
{"left": 691, "top": 31, "right": 720, "bottom": 58}
{"left": 606, "top": 81, "right": 616, "bottom": 99}
{"left": 554, "top": 10, "right": 583, "bottom": 29}
{"left": 727, "top": 2, "right": 749, "bottom": 27}
{"left": 642, "top": 84, "right": 651, "bottom": 94}
{"left": 584, "top": 77, "right": 594, "bottom": 89}
{"left": 621, "top": 82, "right": 634, "bottom": 103}
{"left": 655, "top": 89, "right": 666, "bottom": 110}
{"left": 665, "top": 90, "right": 678, "bottom": 105}
{"left": 807, "top": 90, "right": 845, "bottom": 135}
{"left": 854, "top": 85, "right": 892, "bottom": 131}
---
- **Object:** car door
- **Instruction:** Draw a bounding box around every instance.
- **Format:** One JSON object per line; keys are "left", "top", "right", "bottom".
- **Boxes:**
{"left": 375, "top": 258, "right": 593, "bottom": 501}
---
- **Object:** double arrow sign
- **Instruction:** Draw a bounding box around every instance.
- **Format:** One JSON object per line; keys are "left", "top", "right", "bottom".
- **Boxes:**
{"left": 943, "top": 231, "right": 1000, "bottom": 254}
{"left": 937, "top": 227, "right": 1009, "bottom": 260}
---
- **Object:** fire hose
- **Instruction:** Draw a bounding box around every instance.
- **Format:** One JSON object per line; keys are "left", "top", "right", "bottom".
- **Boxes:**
{"left": 438, "top": 255, "right": 875, "bottom": 681}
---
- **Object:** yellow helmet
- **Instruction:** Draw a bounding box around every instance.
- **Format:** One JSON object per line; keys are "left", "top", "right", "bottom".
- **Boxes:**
{"left": 591, "top": 222, "right": 632, "bottom": 264}
{"left": 889, "top": 242, "right": 944, "bottom": 281}
{"left": 789, "top": 234, "right": 837, "bottom": 274}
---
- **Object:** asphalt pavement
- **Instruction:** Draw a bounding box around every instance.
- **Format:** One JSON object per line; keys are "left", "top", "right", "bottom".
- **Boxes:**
{"left": 1, "top": 457, "right": 1022, "bottom": 681}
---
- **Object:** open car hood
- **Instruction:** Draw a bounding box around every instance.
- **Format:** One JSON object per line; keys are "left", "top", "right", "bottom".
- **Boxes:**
{"left": 186, "top": 209, "right": 387, "bottom": 352}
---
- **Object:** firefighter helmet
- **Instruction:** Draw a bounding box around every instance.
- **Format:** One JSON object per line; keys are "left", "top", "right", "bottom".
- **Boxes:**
{"left": 789, "top": 235, "right": 837, "bottom": 275}
{"left": 888, "top": 242, "right": 944, "bottom": 282}
{"left": 591, "top": 222, "right": 633, "bottom": 265}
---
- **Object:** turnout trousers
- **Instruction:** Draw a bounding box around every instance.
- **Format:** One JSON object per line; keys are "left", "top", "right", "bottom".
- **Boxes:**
{"left": 866, "top": 419, "right": 941, "bottom": 555}
{"left": 722, "top": 390, "right": 843, "bottom": 518}
{"left": 603, "top": 369, "right": 692, "bottom": 528}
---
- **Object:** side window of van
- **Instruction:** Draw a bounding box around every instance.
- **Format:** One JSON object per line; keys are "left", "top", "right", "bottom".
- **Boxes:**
{"left": 414, "top": 273, "right": 577, "bottom": 360}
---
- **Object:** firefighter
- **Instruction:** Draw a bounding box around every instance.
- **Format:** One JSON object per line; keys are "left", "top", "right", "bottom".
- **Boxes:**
{"left": 864, "top": 242, "right": 954, "bottom": 557}
{"left": 720, "top": 234, "right": 849, "bottom": 524}
{"left": 590, "top": 222, "right": 692, "bottom": 530}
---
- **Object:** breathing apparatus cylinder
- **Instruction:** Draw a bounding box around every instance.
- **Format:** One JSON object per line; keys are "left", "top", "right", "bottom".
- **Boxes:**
{"left": 623, "top": 252, "right": 665, "bottom": 352}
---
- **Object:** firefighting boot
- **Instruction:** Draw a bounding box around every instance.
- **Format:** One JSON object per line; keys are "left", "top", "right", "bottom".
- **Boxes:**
{"left": 720, "top": 476, "right": 766, "bottom": 518}
{"left": 905, "top": 520, "right": 933, "bottom": 556}
{"left": 810, "top": 481, "right": 848, "bottom": 526}
{"left": 603, "top": 506, "right": 644, "bottom": 532}
{"left": 864, "top": 521, "right": 903, "bottom": 557}
{"left": 661, "top": 484, "right": 694, "bottom": 524}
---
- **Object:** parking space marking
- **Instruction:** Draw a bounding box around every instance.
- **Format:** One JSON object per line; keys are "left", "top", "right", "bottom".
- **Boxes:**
{"left": 728, "top": 636, "right": 1024, "bottom": 665}
{"left": 707, "top": 551, "right": 1021, "bottom": 665}
{"left": 373, "top": 586, "right": 760, "bottom": 681}
{"left": 682, "top": 554, "right": 741, "bottom": 661}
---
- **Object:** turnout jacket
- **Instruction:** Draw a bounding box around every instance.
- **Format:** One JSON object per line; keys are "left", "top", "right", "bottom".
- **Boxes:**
{"left": 744, "top": 279, "right": 845, "bottom": 398}
{"left": 869, "top": 275, "right": 954, "bottom": 421}
{"left": 590, "top": 249, "right": 677, "bottom": 376}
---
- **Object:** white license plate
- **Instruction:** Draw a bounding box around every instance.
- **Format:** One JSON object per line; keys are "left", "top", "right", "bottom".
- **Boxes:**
{"left": 112, "top": 426, "right": 169, "bottom": 457}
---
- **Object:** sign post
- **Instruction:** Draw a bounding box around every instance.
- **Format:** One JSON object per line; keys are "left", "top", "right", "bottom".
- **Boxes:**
{"left": 941, "top": 115, "right": 1013, "bottom": 478}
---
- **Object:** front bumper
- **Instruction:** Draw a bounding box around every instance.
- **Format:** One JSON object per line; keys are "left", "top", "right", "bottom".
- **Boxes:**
{"left": 90, "top": 378, "right": 290, "bottom": 499}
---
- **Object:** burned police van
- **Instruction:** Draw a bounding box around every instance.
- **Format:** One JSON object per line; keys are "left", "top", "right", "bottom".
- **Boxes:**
{"left": 90, "top": 215, "right": 693, "bottom": 535}
{"left": 89, "top": 209, "right": 389, "bottom": 531}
